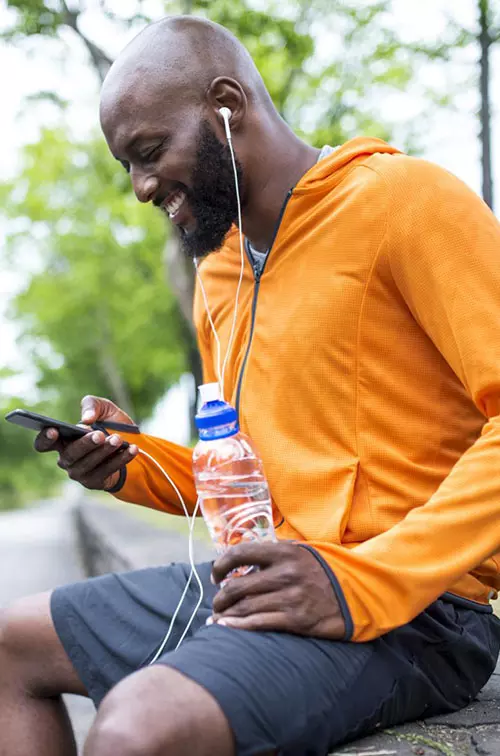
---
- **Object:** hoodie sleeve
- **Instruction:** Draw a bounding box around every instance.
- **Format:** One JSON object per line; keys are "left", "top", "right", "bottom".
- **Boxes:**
{"left": 305, "top": 157, "right": 500, "bottom": 642}
{"left": 111, "top": 431, "right": 197, "bottom": 515}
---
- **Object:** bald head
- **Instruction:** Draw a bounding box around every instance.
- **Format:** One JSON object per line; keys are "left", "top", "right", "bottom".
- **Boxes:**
{"left": 101, "top": 15, "right": 272, "bottom": 119}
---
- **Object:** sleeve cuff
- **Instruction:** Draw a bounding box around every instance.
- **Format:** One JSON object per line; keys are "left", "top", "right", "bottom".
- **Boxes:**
{"left": 105, "top": 466, "right": 127, "bottom": 494}
{"left": 298, "top": 544, "right": 354, "bottom": 641}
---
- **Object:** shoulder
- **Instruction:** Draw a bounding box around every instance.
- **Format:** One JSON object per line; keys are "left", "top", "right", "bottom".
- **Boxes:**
{"left": 363, "top": 152, "right": 478, "bottom": 207}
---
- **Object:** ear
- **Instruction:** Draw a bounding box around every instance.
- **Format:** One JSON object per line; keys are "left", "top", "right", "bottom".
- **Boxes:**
{"left": 206, "top": 77, "right": 247, "bottom": 135}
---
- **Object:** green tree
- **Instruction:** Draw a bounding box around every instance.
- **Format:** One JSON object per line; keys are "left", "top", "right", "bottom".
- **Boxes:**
{"left": 0, "top": 396, "right": 63, "bottom": 509}
{"left": 2, "top": 129, "right": 186, "bottom": 423}
{"left": 4, "top": 0, "right": 417, "bottom": 143}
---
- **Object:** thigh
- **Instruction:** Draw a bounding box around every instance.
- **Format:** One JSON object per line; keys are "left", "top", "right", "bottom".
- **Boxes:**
{"left": 157, "top": 623, "right": 409, "bottom": 756}
{"left": 157, "top": 600, "right": 500, "bottom": 756}
{"left": 50, "top": 561, "right": 215, "bottom": 706}
{"left": 1, "top": 591, "right": 87, "bottom": 697}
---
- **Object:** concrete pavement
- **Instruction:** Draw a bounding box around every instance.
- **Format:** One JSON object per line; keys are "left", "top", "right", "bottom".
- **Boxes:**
{"left": 0, "top": 499, "right": 95, "bottom": 752}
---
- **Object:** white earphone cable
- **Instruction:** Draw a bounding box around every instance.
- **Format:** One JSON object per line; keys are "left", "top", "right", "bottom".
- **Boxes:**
{"left": 194, "top": 112, "right": 245, "bottom": 402}
{"left": 194, "top": 260, "right": 223, "bottom": 399}
{"left": 220, "top": 128, "right": 245, "bottom": 398}
{"left": 137, "top": 449, "right": 203, "bottom": 661}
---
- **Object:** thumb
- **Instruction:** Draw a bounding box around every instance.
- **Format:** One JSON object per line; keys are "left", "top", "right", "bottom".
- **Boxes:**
{"left": 80, "top": 395, "right": 133, "bottom": 426}
{"left": 80, "top": 395, "right": 110, "bottom": 425}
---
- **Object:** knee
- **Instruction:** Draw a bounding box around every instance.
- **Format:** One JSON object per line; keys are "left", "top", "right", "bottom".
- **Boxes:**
{"left": 85, "top": 666, "right": 234, "bottom": 756}
{"left": 86, "top": 691, "right": 184, "bottom": 756}
{"left": 85, "top": 713, "right": 147, "bottom": 756}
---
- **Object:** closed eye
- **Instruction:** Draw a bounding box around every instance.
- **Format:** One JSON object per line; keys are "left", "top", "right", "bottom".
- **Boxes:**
{"left": 139, "top": 138, "right": 169, "bottom": 162}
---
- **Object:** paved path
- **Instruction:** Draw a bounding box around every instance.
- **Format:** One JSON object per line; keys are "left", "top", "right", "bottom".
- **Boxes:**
{"left": 0, "top": 499, "right": 95, "bottom": 752}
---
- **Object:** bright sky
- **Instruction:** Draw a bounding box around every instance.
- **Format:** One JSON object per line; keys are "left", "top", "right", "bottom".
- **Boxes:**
{"left": 0, "top": 0, "right": 498, "bottom": 444}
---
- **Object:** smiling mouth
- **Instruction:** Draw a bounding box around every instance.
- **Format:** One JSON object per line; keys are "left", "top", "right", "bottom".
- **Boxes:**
{"left": 162, "top": 189, "right": 187, "bottom": 222}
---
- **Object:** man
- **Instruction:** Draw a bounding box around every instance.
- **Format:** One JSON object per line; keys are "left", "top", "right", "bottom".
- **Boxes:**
{"left": 1, "top": 14, "right": 500, "bottom": 756}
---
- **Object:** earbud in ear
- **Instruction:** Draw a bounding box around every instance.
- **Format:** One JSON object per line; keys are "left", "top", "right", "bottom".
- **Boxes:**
{"left": 218, "top": 107, "right": 233, "bottom": 141}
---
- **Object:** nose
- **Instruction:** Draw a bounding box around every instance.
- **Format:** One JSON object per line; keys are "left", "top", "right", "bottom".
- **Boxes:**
{"left": 131, "top": 170, "right": 159, "bottom": 204}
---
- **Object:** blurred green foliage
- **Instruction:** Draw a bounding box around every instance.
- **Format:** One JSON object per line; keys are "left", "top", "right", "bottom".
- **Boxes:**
{"left": 0, "top": 132, "right": 188, "bottom": 506}
{"left": 0, "top": 0, "right": 434, "bottom": 507}
{"left": 2, "top": 131, "right": 186, "bottom": 424}
{"left": 0, "top": 397, "right": 64, "bottom": 510}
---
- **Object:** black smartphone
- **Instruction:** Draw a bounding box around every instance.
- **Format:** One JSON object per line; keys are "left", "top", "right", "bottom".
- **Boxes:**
{"left": 5, "top": 409, "right": 139, "bottom": 446}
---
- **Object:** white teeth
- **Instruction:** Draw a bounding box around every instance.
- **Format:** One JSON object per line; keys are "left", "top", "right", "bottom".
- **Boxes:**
{"left": 165, "top": 191, "right": 186, "bottom": 217}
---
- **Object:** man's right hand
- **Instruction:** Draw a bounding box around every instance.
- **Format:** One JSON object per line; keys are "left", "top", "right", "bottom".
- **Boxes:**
{"left": 34, "top": 395, "right": 139, "bottom": 491}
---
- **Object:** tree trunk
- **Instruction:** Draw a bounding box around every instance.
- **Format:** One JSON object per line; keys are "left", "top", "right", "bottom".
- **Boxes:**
{"left": 61, "top": 2, "right": 113, "bottom": 83}
{"left": 163, "top": 235, "right": 200, "bottom": 438}
{"left": 98, "top": 347, "right": 136, "bottom": 419}
{"left": 478, "top": 0, "right": 494, "bottom": 209}
{"left": 185, "top": 324, "right": 203, "bottom": 441}
{"left": 96, "top": 307, "right": 136, "bottom": 419}
{"left": 163, "top": 236, "right": 196, "bottom": 334}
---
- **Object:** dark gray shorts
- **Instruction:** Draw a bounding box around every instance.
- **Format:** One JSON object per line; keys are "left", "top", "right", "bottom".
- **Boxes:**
{"left": 51, "top": 561, "right": 500, "bottom": 756}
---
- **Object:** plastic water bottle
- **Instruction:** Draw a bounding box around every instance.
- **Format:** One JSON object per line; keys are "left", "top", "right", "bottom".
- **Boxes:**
{"left": 192, "top": 383, "right": 276, "bottom": 579}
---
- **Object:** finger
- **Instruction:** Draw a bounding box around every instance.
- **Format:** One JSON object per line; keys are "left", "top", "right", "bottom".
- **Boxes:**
{"left": 80, "top": 446, "right": 138, "bottom": 489}
{"left": 214, "top": 612, "right": 290, "bottom": 633}
{"left": 64, "top": 435, "right": 132, "bottom": 478}
{"left": 34, "top": 428, "right": 62, "bottom": 453}
{"left": 212, "top": 542, "right": 283, "bottom": 585}
{"left": 212, "top": 566, "right": 286, "bottom": 614}
{"left": 214, "top": 589, "right": 290, "bottom": 620}
{"left": 57, "top": 430, "right": 108, "bottom": 467}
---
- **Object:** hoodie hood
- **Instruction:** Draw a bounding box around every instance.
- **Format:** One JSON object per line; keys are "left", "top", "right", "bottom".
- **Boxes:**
{"left": 294, "top": 136, "right": 403, "bottom": 195}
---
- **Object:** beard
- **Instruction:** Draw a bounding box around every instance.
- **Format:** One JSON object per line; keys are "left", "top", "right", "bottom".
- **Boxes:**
{"left": 177, "top": 119, "right": 243, "bottom": 260}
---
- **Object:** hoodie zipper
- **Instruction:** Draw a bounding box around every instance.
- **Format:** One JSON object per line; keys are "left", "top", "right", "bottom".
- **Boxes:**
{"left": 235, "top": 188, "right": 294, "bottom": 418}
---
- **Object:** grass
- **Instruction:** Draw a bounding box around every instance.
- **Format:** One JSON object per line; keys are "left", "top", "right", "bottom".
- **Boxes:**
{"left": 384, "top": 730, "right": 456, "bottom": 756}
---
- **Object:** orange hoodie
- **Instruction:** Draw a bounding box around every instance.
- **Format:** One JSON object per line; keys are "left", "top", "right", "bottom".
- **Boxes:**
{"left": 114, "top": 137, "right": 500, "bottom": 642}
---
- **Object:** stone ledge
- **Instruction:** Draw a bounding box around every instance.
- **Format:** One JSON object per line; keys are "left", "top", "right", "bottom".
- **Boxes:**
{"left": 73, "top": 499, "right": 215, "bottom": 576}
{"left": 73, "top": 500, "right": 500, "bottom": 756}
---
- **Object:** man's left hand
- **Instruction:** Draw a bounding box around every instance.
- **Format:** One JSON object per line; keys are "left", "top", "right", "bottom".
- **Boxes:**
{"left": 210, "top": 542, "right": 346, "bottom": 639}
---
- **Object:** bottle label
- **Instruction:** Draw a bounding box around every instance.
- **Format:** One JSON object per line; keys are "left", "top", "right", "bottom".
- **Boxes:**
{"left": 199, "top": 421, "right": 239, "bottom": 441}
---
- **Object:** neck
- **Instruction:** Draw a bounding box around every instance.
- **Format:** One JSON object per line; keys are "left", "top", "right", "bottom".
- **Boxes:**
{"left": 239, "top": 116, "right": 319, "bottom": 252}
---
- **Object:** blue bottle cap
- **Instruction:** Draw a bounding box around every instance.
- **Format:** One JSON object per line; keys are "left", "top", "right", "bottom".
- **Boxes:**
{"left": 195, "top": 383, "right": 239, "bottom": 440}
